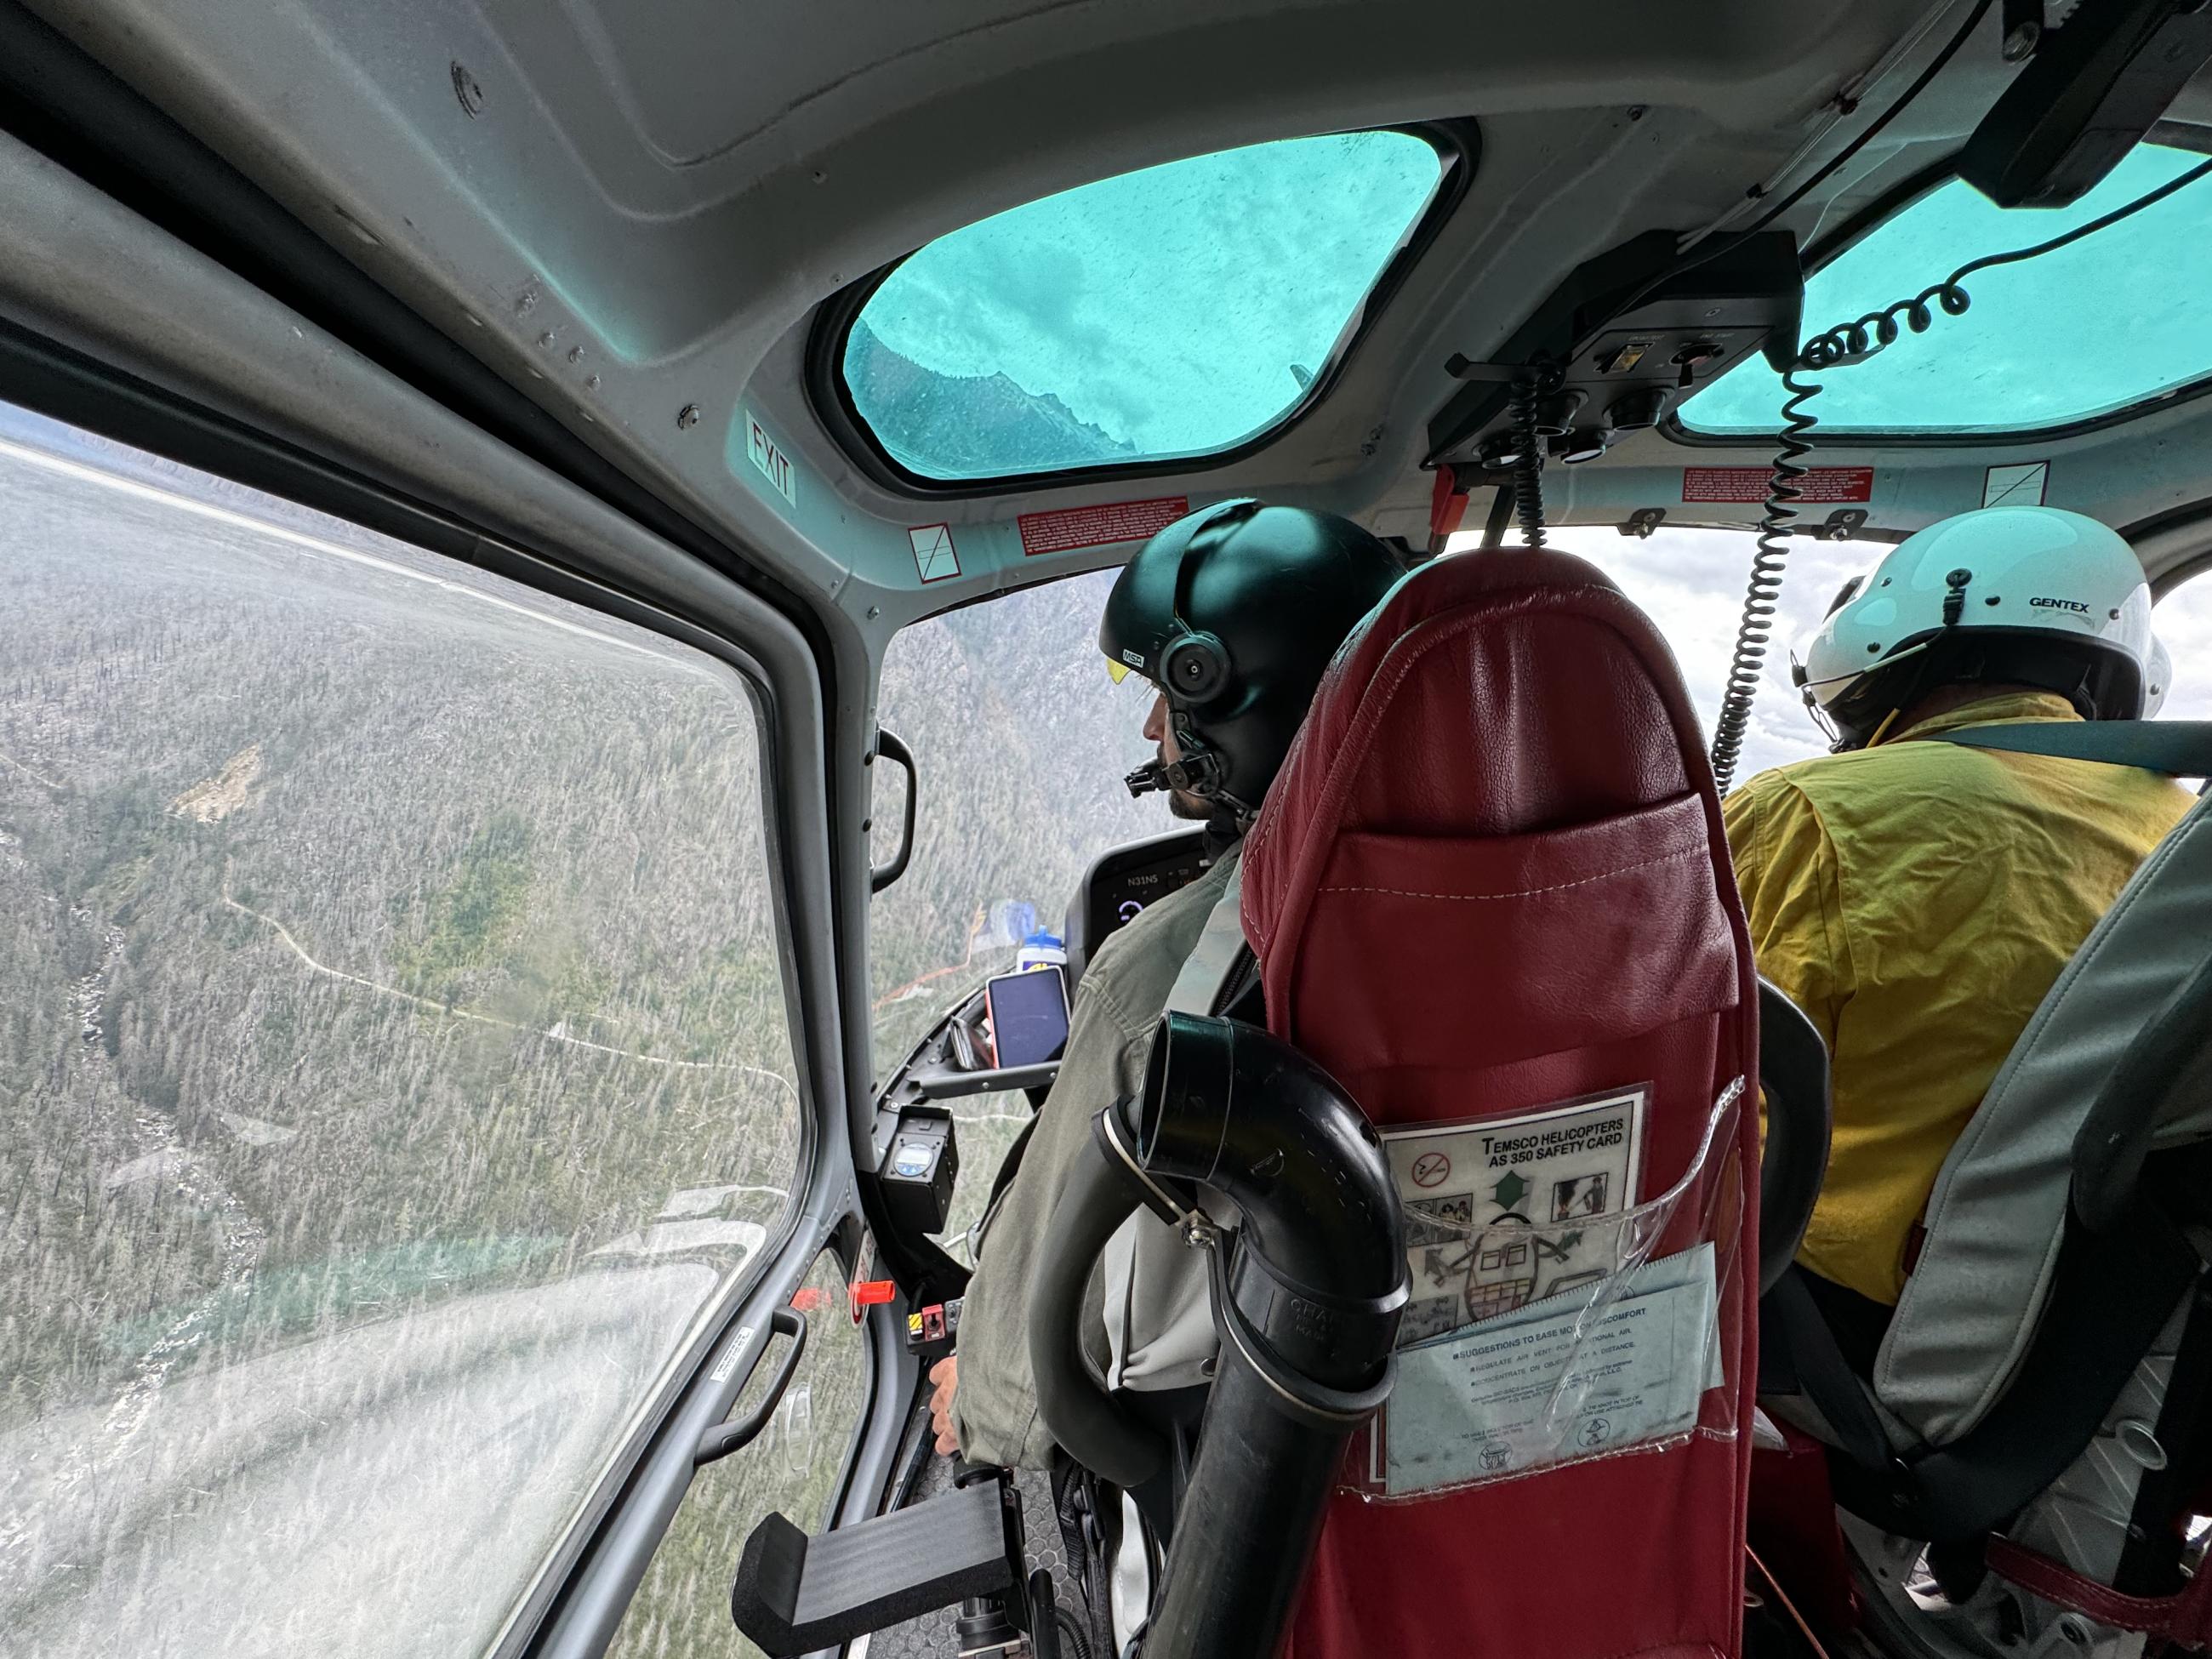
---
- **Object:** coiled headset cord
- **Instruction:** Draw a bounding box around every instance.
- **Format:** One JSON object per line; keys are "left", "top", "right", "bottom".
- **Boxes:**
{"left": 1707, "top": 151, "right": 2212, "bottom": 795}
{"left": 1508, "top": 375, "right": 1548, "bottom": 551}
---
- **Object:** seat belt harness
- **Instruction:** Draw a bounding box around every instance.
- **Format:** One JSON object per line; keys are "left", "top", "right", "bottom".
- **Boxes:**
{"left": 1924, "top": 719, "right": 2212, "bottom": 774}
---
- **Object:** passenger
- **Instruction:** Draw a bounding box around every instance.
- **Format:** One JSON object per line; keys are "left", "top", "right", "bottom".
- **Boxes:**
{"left": 1725, "top": 506, "right": 2190, "bottom": 1367}
{"left": 932, "top": 500, "right": 1405, "bottom": 1465}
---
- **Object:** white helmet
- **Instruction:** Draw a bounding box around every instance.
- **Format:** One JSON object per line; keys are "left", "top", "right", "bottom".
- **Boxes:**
{"left": 1795, "top": 506, "right": 2155, "bottom": 747}
{"left": 2144, "top": 633, "right": 2174, "bottom": 719}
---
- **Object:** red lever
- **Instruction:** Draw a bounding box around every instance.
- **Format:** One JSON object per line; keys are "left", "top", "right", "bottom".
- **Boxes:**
{"left": 848, "top": 1278, "right": 897, "bottom": 1319}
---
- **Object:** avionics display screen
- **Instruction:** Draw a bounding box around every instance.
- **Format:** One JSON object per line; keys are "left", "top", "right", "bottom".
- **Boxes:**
{"left": 1084, "top": 841, "right": 1208, "bottom": 950}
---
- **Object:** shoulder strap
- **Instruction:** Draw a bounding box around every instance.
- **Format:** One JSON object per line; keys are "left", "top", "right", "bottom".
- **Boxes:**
{"left": 1923, "top": 721, "right": 2212, "bottom": 776}
{"left": 1211, "top": 946, "right": 1263, "bottom": 1023}
{"left": 1165, "top": 858, "right": 1249, "bottom": 1018}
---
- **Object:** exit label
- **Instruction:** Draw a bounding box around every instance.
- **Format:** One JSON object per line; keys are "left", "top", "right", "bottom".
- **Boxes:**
{"left": 746, "top": 411, "right": 796, "bottom": 507}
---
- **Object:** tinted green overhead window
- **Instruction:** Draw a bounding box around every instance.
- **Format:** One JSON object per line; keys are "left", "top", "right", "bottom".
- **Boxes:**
{"left": 1682, "top": 145, "right": 2212, "bottom": 437}
{"left": 840, "top": 132, "right": 1447, "bottom": 482}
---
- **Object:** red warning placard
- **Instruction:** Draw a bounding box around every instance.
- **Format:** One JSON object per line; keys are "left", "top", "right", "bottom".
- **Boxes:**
{"left": 1019, "top": 495, "right": 1189, "bottom": 556}
{"left": 1681, "top": 466, "right": 1873, "bottom": 504}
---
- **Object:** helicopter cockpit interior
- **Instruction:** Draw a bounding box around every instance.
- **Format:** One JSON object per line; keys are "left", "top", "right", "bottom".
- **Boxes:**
{"left": 6, "top": 2, "right": 2212, "bottom": 1656}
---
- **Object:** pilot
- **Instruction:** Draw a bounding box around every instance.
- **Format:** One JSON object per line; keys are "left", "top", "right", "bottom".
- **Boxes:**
{"left": 1725, "top": 505, "right": 2190, "bottom": 1365}
{"left": 932, "top": 499, "right": 1406, "bottom": 1466}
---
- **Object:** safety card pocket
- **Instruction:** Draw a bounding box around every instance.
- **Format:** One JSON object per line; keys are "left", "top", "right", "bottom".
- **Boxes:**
{"left": 1343, "top": 1080, "right": 1742, "bottom": 1501}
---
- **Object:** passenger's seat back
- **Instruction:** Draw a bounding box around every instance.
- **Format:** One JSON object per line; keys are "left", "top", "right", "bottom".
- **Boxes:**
{"left": 1878, "top": 790, "right": 2212, "bottom": 1442}
{"left": 1241, "top": 548, "right": 1761, "bottom": 1659}
{"left": 1867, "top": 790, "right": 2212, "bottom": 1632}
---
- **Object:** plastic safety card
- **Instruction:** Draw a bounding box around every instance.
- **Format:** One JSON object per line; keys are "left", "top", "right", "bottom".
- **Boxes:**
{"left": 1383, "top": 1087, "right": 1649, "bottom": 1343}
{"left": 1364, "top": 1242, "right": 1723, "bottom": 1497}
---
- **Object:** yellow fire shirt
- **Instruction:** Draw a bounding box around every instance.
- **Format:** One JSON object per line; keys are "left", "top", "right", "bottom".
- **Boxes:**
{"left": 1724, "top": 692, "right": 2191, "bottom": 1306}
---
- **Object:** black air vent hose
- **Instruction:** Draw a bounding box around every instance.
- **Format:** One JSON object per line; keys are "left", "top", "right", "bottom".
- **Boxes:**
{"left": 1029, "top": 1014, "right": 1407, "bottom": 1658}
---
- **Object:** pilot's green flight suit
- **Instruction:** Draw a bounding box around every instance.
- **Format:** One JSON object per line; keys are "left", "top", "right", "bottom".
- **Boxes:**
{"left": 953, "top": 846, "right": 1242, "bottom": 1469}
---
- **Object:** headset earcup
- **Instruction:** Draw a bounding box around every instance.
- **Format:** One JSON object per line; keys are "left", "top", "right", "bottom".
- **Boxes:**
{"left": 1161, "top": 631, "right": 1229, "bottom": 705}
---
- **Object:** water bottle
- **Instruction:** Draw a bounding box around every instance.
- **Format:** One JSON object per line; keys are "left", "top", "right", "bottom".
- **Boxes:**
{"left": 1015, "top": 929, "right": 1067, "bottom": 973}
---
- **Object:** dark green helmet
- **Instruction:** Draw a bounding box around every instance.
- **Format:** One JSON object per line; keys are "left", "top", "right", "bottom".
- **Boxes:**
{"left": 1099, "top": 499, "right": 1408, "bottom": 817}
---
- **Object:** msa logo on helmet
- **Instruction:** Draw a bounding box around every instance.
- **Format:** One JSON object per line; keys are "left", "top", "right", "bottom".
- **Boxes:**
{"left": 2029, "top": 596, "right": 2091, "bottom": 614}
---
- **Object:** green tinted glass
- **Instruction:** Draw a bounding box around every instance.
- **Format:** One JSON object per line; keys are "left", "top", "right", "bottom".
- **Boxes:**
{"left": 1682, "top": 145, "right": 2212, "bottom": 436}
{"left": 841, "top": 132, "right": 1445, "bottom": 481}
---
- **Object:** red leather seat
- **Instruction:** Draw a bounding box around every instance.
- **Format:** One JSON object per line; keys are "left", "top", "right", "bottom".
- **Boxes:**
{"left": 1241, "top": 546, "right": 1760, "bottom": 1659}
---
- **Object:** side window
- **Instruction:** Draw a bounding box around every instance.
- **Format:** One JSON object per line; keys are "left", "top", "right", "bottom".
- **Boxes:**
{"left": 870, "top": 571, "right": 1169, "bottom": 1247}
{"left": 2152, "top": 571, "right": 2212, "bottom": 721}
{"left": 0, "top": 406, "right": 803, "bottom": 1656}
{"left": 1451, "top": 526, "right": 1860, "bottom": 778}
{"left": 607, "top": 1249, "right": 868, "bottom": 1659}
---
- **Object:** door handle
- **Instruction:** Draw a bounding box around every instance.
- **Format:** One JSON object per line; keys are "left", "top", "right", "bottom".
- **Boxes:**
{"left": 695, "top": 1305, "right": 809, "bottom": 1468}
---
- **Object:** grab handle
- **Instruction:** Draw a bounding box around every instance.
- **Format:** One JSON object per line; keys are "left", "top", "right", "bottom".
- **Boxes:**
{"left": 870, "top": 730, "right": 917, "bottom": 895}
{"left": 696, "top": 1306, "right": 808, "bottom": 1467}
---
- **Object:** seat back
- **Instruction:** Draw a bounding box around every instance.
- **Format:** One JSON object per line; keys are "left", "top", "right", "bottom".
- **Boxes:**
{"left": 1241, "top": 548, "right": 1760, "bottom": 1659}
{"left": 1870, "top": 791, "right": 2212, "bottom": 1611}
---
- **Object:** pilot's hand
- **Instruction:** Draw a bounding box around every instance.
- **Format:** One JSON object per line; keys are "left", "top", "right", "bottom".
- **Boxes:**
{"left": 928, "top": 1356, "right": 960, "bottom": 1456}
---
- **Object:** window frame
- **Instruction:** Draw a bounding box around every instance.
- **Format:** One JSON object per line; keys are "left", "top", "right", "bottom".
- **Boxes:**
{"left": 1664, "top": 131, "right": 2212, "bottom": 449}
{"left": 803, "top": 121, "right": 1479, "bottom": 499}
{"left": 0, "top": 363, "right": 861, "bottom": 1659}
{"left": 2151, "top": 536, "right": 2212, "bottom": 603}
{"left": 0, "top": 380, "right": 839, "bottom": 1659}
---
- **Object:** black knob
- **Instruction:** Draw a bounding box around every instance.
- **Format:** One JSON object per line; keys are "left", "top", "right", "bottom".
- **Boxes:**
{"left": 1559, "top": 428, "right": 1614, "bottom": 465}
{"left": 1607, "top": 388, "right": 1673, "bottom": 430}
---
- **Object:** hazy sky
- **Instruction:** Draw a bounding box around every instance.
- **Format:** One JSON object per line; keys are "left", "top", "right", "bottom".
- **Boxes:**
{"left": 1685, "top": 145, "right": 2212, "bottom": 435}
{"left": 858, "top": 132, "right": 1442, "bottom": 456}
{"left": 1451, "top": 526, "right": 2212, "bottom": 784}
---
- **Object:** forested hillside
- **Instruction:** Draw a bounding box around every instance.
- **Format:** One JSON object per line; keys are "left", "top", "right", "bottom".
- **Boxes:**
{"left": 866, "top": 569, "right": 1171, "bottom": 1252}
{"left": 869, "top": 570, "right": 1164, "bottom": 1073}
{"left": 1, "top": 442, "right": 802, "bottom": 1405}
{"left": 0, "top": 413, "right": 815, "bottom": 1653}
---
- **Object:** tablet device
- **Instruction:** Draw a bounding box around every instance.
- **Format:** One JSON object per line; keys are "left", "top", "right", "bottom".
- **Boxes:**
{"left": 983, "top": 966, "right": 1071, "bottom": 1068}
